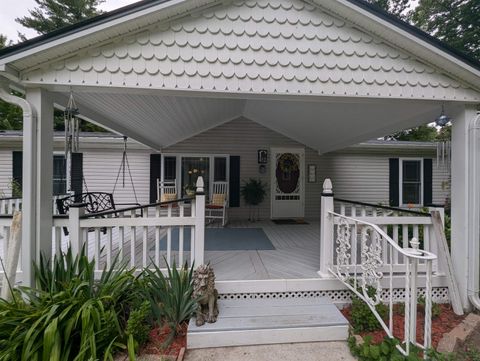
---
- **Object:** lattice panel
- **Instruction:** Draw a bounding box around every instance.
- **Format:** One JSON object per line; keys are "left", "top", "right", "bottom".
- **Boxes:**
{"left": 219, "top": 287, "right": 450, "bottom": 304}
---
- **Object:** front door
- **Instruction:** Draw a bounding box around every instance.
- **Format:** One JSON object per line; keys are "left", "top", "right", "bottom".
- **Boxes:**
{"left": 271, "top": 148, "right": 305, "bottom": 219}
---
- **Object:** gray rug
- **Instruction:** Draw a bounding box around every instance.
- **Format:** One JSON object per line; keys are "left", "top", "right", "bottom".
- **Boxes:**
{"left": 158, "top": 228, "right": 275, "bottom": 251}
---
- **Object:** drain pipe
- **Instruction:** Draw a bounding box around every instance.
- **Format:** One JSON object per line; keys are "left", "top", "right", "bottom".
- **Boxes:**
{"left": 0, "top": 80, "right": 38, "bottom": 287}
{"left": 468, "top": 112, "right": 480, "bottom": 310}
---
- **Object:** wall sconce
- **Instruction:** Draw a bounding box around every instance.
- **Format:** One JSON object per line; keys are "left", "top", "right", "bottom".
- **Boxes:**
{"left": 257, "top": 149, "right": 268, "bottom": 164}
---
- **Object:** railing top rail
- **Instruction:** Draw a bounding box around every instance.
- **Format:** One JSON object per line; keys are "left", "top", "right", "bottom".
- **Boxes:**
{"left": 0, "top": 197, "right": 21, "bottom": 201}
{"left": 81, "top": 196, "right": 195, "bottom": 219}
{"left": 0, "top": 214, "right": 14, "bottom": 219}
{"left": 334, "top": 198, "right": 431, "bottom": 217}
{"left": 329, "top": 211, "right": 437, "bottom": 261}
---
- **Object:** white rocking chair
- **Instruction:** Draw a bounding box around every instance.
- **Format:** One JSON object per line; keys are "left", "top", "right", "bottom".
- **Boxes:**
{"left": 206, "top": 181, "right": 228, "bottom": 226}
{"left": 157, "top": 179, "right": 178, "bottom": 203}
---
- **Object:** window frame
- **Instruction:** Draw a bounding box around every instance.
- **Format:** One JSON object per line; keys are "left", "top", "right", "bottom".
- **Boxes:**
{"left": 52, "top": 152, "right": 68, "bottom": 196}
{"left": 160, "top": 153, "right": 230, "bottom": 197}
{"left": 399, "top": 158, "right": 424, "bottom": 207}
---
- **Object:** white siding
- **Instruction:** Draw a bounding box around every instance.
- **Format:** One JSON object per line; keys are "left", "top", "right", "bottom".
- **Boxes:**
{"left": 82, "top": 149, "right": 150, "bottom": 206}
{"left": 0, "top": 151, "right": 12, "bottom": 197}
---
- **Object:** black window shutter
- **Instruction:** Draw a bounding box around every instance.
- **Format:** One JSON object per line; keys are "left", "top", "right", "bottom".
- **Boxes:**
{"left": 71, "top": 153, "right": 83, "bottom": 201}
{"left": 12, "top": 151, "right": 23, "bottom": 197}
{"left": 229, "top": 156, "right": 240, "bottom": 207}
{"left": 423, "top": 158, "right": 433, "bottom": 206}
{"left": 150, "top": 154, "right": 161, "bottom": 203}
{"left": 389, "top": 158, "right": 400, "bottom": 207}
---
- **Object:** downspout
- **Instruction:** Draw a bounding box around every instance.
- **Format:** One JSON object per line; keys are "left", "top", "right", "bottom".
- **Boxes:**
{"left": 468, "top": 111, "right": 480, "bottom": 310}
{"left": 0, "top": 79, "right": 37, "bottom": 287}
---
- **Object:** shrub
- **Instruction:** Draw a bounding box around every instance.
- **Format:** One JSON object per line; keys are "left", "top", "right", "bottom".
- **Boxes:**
{"left": 143, "top": 260, "right": 197, "bottom": 341}
{"left": 0, "top": 246, "right": 146, "bottom": 361}
{"left": 126, "top": 301, "right": 152, "bottom": 355}
{"left": 350, "top": 293, "right": 388, "bottom": 333}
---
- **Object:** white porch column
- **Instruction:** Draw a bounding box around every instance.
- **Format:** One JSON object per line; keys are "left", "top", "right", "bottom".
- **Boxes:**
{"left": 319, "top": 178, "right": 334, "bottom": 277}
{"left": 25, "top": 88, "right": 54, "bottom": 274}
{"left": 451, "top": 104, "right": 478, "bottom": 310}
{"left": 194, "top": 176, "right": 206, "bottom": 266}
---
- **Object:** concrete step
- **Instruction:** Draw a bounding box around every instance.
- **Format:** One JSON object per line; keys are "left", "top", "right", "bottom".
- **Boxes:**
{"left": 187, "top": 297, "right": 349, "bottom": 349}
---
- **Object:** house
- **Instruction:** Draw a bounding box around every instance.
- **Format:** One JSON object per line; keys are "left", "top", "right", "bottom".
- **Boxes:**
{"left": 0, "top": 128, "right": 450, "bottom": 216}
{"left": 0, "top": 0, "right": 479, "bottom": 351}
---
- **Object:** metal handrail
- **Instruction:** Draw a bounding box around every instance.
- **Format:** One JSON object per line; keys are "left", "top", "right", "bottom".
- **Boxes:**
{"left": 329, "top": 211, "right": 436, "bottom": 260}
{"left": 334, "top": 197, "right": 431, "bottom": 217}
{"left": 81, "top": 196, "right": 195, "bottom": 219}
{"left": 328, "top": 211, "right": 437, "bottom": 357}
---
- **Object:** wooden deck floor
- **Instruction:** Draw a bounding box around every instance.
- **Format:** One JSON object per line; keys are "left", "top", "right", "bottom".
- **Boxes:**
{"left": 206, "top": 220, "right": 320, "bottom": 281}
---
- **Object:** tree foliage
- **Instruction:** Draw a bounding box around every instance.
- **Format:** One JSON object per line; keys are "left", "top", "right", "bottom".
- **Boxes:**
{"left": 412, "top": 0, "right": 480, "bottom": 60}
{"left": 16, "top": 0, "right": 104, "bottom": 35}
{"left": 391, "top": 125, "right": 438, "bottom": 142}
{"left": 365, "top": 0, "right": 411, "bottom": 19}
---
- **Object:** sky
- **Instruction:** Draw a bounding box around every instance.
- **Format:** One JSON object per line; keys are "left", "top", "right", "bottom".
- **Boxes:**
{"left": 0, "top": 0, "right": 139, "bottom": 42}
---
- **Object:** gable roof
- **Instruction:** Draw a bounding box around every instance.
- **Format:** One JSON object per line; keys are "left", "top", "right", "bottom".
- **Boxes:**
{"left": 0, "top": 0, "right": 479, "bottom": 78}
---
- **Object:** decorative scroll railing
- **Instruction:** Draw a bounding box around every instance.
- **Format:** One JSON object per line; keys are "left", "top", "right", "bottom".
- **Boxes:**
{"left": 319, "top": 179, "right": 438, "bottom": 357}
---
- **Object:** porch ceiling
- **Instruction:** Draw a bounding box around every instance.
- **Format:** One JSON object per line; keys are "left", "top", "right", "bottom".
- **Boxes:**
{"left": 51, "top": 89, "right": 443, "bottom": 153}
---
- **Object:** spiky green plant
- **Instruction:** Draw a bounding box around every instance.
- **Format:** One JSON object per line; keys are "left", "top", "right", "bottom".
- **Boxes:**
{"left": 143, "top": 260, "right": 196, "bottom": 342}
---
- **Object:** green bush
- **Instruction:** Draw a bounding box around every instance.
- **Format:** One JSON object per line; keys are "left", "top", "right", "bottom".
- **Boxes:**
{"left": 349, "top": 334, "right": 477, "bottom": 361}
{"left": 126, "top": 301, "right": 152, "bottom": 355}
{"left": 350, "top": 289, "right": 388, "bottom": 333}
{"left": 143, "top": 260, "right": 197, "bottom": 341}
{"left": 0, "top": 246, "right": 146, "bottom": 361}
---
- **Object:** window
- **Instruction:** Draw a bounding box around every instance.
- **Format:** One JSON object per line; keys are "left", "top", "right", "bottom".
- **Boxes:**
{"left": 53, "top": 155, "right": 67, "bottom": 196}
{"left": 181, "top": 157, "right": 210, "bottom": 197}
{"left": 162, "top": 154, "right": 229, "bottom": 197}
{"left": 400, "top": 159, "right": 423, "bottom": 206}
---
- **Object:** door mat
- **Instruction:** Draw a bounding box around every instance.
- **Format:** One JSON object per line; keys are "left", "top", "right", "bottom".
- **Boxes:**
{"left": 272, "top": 219, "right": 309, "bottom": 225}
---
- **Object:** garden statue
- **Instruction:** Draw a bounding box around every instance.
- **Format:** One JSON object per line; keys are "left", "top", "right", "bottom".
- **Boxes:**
{"left": 193, "top": 264, "right": 219, "bottom": 326}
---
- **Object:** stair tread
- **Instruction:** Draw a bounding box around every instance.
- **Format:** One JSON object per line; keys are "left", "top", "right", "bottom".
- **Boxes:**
{"left": 188, "top": 297, "right": 348, "bottom": 333}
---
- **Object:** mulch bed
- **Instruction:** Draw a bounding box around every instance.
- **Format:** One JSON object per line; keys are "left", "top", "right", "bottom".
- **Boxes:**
{"left": 341, "top": 304, "right": 466, "bottom": 348}
{"left": 141, "top": 323, "right": 188, "bottom": 359}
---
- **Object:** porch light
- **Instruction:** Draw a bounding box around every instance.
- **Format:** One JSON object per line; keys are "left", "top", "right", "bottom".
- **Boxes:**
{"left": 435, "top": 104, "right": 451, "bottom": 126}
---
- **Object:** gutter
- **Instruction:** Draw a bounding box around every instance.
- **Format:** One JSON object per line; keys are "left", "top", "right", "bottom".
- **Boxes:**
{"left": 468, "top": 112, "right": 480, "bottom": 310}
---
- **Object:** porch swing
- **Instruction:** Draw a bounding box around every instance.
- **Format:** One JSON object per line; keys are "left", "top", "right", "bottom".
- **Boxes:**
{"left": 56, "top": 93, "right": 141, "bottom": 216}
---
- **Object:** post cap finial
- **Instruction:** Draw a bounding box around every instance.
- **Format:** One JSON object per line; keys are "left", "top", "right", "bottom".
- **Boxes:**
{"left": 410, "top": 237, "right": 420, "bottom": 249}
{"left": 196, "top": 176, "right": 205, "bottom": 194}
{"left": 322, "top": 178, "right": 333, "bottom": 195}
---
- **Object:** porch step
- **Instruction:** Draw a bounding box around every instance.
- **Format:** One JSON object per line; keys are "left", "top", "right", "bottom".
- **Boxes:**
{"left": 187, "top": 297, "right": 349, "bottom": 349}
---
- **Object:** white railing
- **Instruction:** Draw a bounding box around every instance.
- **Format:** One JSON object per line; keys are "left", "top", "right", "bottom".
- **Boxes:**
{"left": 319, "top": 179, "right": 438, "bottom": 357}
{"left": 66, "top": 177, "right": 206, "bottom": 272}
{"left": 0, "top": 178, "right": 206, "bottom": 278}
{"left": 0, "top": 195, "right": 68, "bottom": 215}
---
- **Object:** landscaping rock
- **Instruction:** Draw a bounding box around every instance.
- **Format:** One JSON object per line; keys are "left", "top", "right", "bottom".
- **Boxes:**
{"left": 437, "top": 313, "right": 480, "bottom": 353}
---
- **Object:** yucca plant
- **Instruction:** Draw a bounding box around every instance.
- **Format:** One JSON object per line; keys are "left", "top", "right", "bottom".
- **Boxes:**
{"left": 0, "top": 246, "right": 147, "bottom": 361}
{"left": 143, "top": 260, "right": 197, "bottom": 343}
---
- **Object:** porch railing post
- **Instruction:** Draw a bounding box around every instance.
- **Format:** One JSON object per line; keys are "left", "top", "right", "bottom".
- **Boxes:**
{"left": 319, "top": 178, "right": 334, "bottom": 277}
{"left": 194, "top": 177, "right": 205, "bottom": 266}
{"left": 68, "top": 204, "right": 84, "bottom": 256}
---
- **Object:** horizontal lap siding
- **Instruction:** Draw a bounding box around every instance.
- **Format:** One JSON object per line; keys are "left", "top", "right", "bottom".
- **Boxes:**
{"left": 83, "top": 150, "right": 150, "bottom": 206}
{"left": 0, "top": 151, "right": 12, "bottom": 197}
{"left": 165, "top": 117, "right": 323, "bottom": 220}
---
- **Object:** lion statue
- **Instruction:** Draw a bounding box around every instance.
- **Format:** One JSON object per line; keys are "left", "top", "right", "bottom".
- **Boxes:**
{"left": 193, "top": 264, "right": 219, "bottom": 326}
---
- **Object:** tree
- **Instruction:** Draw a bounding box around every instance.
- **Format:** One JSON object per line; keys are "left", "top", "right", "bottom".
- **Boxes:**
{"left": 391, "top": 124, "right": 438, "bottom": 142}
{"left": 16, "top": 0, "right": 104, "bottom": 35}
{"left": 412, "top": 0, "right": 480, "bottom": 60}
{"left": 365, "top": 0, "right": 411, "bottom": 20}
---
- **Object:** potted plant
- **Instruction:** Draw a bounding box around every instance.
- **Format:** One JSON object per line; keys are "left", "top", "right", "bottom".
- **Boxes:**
{"left": 241, "top": 178, "right": 267, "bottom": 221}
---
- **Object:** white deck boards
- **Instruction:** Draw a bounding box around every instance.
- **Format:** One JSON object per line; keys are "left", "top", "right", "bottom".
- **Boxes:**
{"left": 187, "top": 297, "right": 349, "bottom": 348}
{"left": 205, "top": 220, "right": 320, "bottom": 281}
